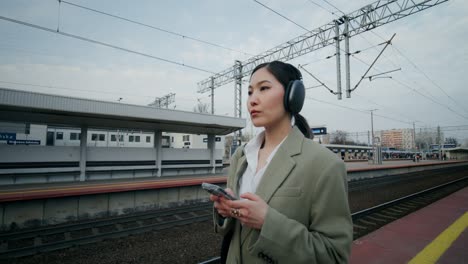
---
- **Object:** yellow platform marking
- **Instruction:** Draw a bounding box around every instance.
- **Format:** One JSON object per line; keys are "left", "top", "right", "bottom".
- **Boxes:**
{"left": 409, "top": 211, "right": 468, "bottom": 264}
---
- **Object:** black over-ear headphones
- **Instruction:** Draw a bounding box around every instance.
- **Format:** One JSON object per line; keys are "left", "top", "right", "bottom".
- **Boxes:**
{"left": 283, "top": 73, "right": 305, "bottom": 114}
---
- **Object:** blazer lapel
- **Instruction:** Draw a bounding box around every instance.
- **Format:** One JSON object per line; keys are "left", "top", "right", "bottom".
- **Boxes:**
{"left": 240, "top": 126, "right": 304, "bottom": 246}
{"left": 232, "top": 155, "right": 247, "bottom": 196}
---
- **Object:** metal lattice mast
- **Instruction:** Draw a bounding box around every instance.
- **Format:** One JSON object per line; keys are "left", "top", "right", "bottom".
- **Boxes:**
{"left": 197, "top": 0, "right": 448, "bottom": 93}
{"left": 344, "top": 17, "right": 352, "bottom": 98}
{"left": 234, "top": 60, "right": 243, "bottom": 142}
{"left": 210, "top": 77, "right": 214, "bottom": 114}
{"left": 334, "top": 20, "right": 342, "bottom": 100}
{"left": 148, "top": 93, "right": 175, "bottom": 108}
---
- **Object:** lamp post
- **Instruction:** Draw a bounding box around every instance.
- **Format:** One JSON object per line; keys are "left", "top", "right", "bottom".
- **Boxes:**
{"left": 369, "top": 109, "right": 378, "bottom": 163}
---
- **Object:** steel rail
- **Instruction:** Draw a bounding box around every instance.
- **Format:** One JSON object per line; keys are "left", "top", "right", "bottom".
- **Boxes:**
{"left": 198, "top": 175, "right": 468, "bottom": 264}
{"left": 0, "top": 203, "right": 212, "bottom": 241}
{"left": 0, "top": 203, "right": 213, "bottom": 259}
{"left": 351, "top": 176, "right": 468, "bottom": 221}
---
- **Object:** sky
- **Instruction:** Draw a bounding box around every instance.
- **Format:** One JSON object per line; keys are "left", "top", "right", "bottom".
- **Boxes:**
{"left": 0, "top": 0, "right": 467, "bottom": 144}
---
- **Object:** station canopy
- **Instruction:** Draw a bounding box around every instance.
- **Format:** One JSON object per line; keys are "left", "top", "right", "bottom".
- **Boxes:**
{"left": 0, "top": 88, "right": 245, "bottom": 135}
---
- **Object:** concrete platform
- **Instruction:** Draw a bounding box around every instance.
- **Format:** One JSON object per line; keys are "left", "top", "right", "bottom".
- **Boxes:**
{"left": 0, "top": 174, "right": 227, "bottom": 230}
{"left": 0, "top": 174, "right": 227, "bottom": 202}
{"left": 1, "top": 160, "right": 464, "bottom": 202}
{"left": 350, "top": 186, "right": 468, "bottom": 264}
{"left": 0, "top": 160, "right": 466, "bottom": 230}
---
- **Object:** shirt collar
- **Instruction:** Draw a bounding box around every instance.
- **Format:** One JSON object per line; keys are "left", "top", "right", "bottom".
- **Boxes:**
{"left": 243, "top": 131, "right": 265, "bottom": 172}
{"left": 243, "top": 130, "right": 288, "bottom": 171}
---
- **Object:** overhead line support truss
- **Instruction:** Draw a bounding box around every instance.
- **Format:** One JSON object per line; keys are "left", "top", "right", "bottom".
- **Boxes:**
{"left": 197, "top": 0, "right": 448, "bottom": 93}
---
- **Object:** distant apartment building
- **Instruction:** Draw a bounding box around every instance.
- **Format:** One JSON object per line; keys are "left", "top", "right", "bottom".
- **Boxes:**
{"left": 380, "top": 128, "right": 415, "bottom": 150}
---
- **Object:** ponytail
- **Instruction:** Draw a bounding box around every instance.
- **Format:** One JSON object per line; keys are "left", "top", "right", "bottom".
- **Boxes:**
{"left": 294, "top": 113, "right": 312, "bottom": 139}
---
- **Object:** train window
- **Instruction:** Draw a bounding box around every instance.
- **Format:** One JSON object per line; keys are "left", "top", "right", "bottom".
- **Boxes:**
{"left": 183, "top": 135, "right": 190, "bottom": 141}
{"left": 92, "top": 134, "right": 98, "bottom": 141}
{"left": 129, "top": 135, "right": 134, "bottom": 142}
{"left": 146, "top": 136, "right": 151, "bottom": 143}
{"left": 118, "top": 135, "right": 124, "bottom": 142}
{"left": 56, "top": 132, "right": 63, "bottom": 140}
{"left": 162, "top": 137, "right": 169, "bottom": 146}
{"left": 111, "top": 135, "right": 117, "bottom": 141}
{"left": 135, "top": 136, "right": 140, "bottom": 142}
{"left": 99, "top": 134, "right": 105, "bottom": 141}
{"left": 70, "top": 133, "right": 78, "bottom": 140}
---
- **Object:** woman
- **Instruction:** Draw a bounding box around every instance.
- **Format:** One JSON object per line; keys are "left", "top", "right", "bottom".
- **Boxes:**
{"left": 211, "top": 61, "right": 352, "bottom": 263}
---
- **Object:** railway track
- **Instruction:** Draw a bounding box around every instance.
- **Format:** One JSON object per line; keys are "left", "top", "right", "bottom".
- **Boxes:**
{"left": 3, "top": 169, "right": 467, "bottom": 262}
{"left": 351, "top": 176, "right": 468, "bottom": 239}
{"left": 199, "top": 176, "right": 468, "bottom": 264}
{"left": 348, "top": 165, "right": 466, "bottom": 192}
{"left": 0, "top": 203, "right": 213, "bottom": 259}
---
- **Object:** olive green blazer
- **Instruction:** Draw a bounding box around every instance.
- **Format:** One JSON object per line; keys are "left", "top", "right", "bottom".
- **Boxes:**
{"left": 214, "top": 126, "right": 352, "bottom": 263}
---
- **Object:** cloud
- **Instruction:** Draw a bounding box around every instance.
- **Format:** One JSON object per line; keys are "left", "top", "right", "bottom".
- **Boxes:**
{"left": 0, "top": 0, "right": 467, "bottom": 142}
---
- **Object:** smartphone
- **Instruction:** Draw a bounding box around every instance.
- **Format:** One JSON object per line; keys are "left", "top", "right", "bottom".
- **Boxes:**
{"left": 201, "top": 182, "right": 237, "bottom": 200}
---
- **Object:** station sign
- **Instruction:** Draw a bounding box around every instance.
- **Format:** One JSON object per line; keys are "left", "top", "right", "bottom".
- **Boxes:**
{"left": 0, "top": 132, "right": 16, "bottom": 141}
{"left": 203, "top": 137, "right": 222, "bottom": 143}
{"left": 311, "top": 127, "right": 327, "bottom": 135}
{"left": 7, "top": 140, "right": 41, "bottom": 145}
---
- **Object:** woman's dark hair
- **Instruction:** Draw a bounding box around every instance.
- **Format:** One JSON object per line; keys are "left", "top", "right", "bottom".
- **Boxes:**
{"left": 251, "top": 61, "right": 312, "bottom": 139}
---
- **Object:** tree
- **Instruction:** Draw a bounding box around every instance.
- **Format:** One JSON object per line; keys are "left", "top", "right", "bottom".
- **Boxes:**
{"left": 224, "top": 135, "right": 233, "bottom": 160}
{"left": 193, "top": 102, "right": 210, "bottom": 113}
{"left": 462, "top": 139, "right": 468, "bottom": 148}
{"left": 241, "top": 131, "right": 254, "bottom": 143}
{"left": 445, "top": 137, "right": 458, "bottom": 146}
{"left": 330, "top": 130, "right": 352, "bottom": 145}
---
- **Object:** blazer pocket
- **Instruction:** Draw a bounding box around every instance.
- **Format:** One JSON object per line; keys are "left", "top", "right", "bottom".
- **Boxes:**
{"left": 274, "top": 187, "right": 302, "bottom": 197}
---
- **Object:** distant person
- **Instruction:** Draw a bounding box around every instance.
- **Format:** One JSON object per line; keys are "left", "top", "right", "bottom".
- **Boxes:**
{"left": 210, "top": 61, "right": 352, "bottom": 263}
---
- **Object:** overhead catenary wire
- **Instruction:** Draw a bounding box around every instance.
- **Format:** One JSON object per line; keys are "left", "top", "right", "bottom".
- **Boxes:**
{"left": 253, "top": 0, "right": 310, "bottom": 31}
{"left": 340, "top": 125, "right": 468, "bottom": 139}
{"left": 320, "top": 0, "right": 346, "bottom": 16}
{"left": 351, "top": 34, "right": 396, "bottom": 92}
{"left": 0, "top": 15, "right": 215, "bottom": 74}
{"left": 0, "top": 81, "right": 199, "bottom": 103}
{"left": 56, "top": 0, "right": 61, "bottom": 32}
{"left": 253, "top": 0, "right": 466, "bottom": 126}
{"left": 305, "top": 96, "right": 413, "bottom": 125}
{"left": 61, "top": 0, "right": 253, "bottom": 57}
{"left": 353, "top": 92, "right": 427, "bottom": 126}
{"left": 308, "top": 0, "right": 455, "bottom": 111}
{"left": 0, "top": 80, "right": 155, "bottom": 99}
{"left": 306, "top": 0, "right": 336, "bottom": 15}
{"left": 394, "top": 45, "right": 468, "bottom": 114}
{"left": 299, "top": 65, "right": 337, "bottom": 95}
{"left": 391, "top": 78, "right": 468, "bottom": 121}
{"left": 346, "top": 49, "right": 455, "bottom": 115}
{"left": 368, "top": 30, "right": 468, "bottom": 115}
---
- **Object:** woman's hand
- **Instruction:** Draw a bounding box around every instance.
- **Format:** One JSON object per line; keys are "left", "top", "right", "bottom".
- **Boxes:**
{"left": 226, "top": 192, "right": 268, "bottom": 230}
{"left": 210, "top": 188, "right": 235, "bottom": 218}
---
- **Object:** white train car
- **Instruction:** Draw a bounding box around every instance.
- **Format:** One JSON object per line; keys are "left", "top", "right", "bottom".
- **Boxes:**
{"left": 171, "top": 133, "right": 225, "bottom": 149}
{"left": 46, "top": 127, "right": 173, "bottom": 148}
{"left": 2, "top": 124, "right": 225, "bottom": 150}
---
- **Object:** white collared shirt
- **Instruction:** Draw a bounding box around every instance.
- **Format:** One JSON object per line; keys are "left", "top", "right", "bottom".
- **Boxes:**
{"left": 238, "top": 131, "right": 287, "bottom": 197}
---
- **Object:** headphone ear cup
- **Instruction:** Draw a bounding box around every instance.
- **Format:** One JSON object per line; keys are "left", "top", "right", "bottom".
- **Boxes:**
{"left": 284, "top": 80, "right": 305, "bottom": 113}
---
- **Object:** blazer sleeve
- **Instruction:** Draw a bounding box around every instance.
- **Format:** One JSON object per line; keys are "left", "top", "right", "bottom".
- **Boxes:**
{"left": 212, "top": 146, "right": 243, "bottom": 235}
{"left": 248, "top": 159, "right": 353, "bottom": 263}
